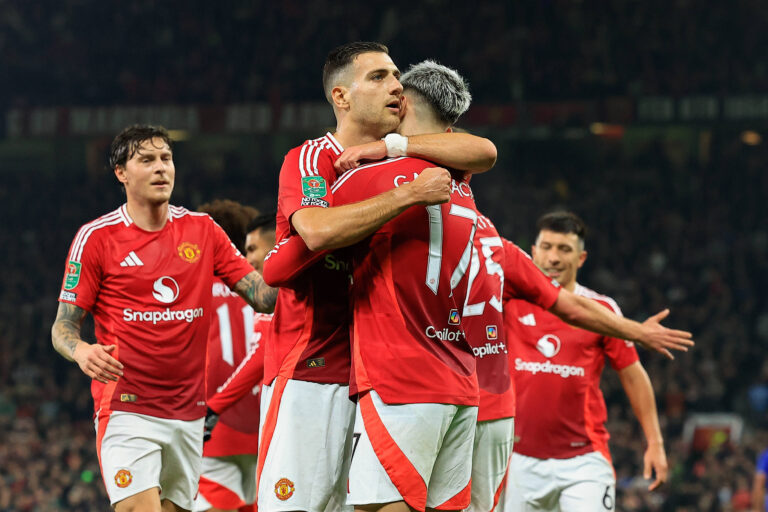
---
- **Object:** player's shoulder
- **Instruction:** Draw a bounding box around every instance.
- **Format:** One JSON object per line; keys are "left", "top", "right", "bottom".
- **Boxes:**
{"left": 69, "top": 205, "right": 132, "bottom": 259}
{"left": 331, "top": 156, "right": 428, "bottom": 193}
{"left": 574, "top": 283, "right": 622, "bottom": 315}
{"left": 169, "top": 205, "right": 214, "bottom": 225}
{"left": 287, "top": 132, "right": 344, "bottom": 160}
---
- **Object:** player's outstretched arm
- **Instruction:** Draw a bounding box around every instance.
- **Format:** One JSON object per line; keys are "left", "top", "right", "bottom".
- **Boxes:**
{"left": 334, "top": 132, "right": 497, "bottom": 174}
{"left": 52, "top": 302, "right": 123, "bottom": 383}
{"left": 617, "top": 362, "right": 667, "bottom": 491}
{"left": 233, "top": 271, "right": 278, "bottom": 313}
{"left": 292, "top": 166, "right": 451, "bottom": 252}
{"left": 549, "top": 289, "right": 694, "bottom": 360}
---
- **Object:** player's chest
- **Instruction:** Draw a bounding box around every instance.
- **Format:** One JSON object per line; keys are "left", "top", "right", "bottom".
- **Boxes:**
{"left": 511, "top": 306, "right": 602, "bottom": 361}
{"left": 101, "top": 228, "right": 211, "bottom": 292}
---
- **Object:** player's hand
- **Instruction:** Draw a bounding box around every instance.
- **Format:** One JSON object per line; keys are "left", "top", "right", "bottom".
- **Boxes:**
{"left": 635, "top": 309, "right": 694, "bottom": 360}
{"left": 72, "top": 343, "right": 123, "bottom": 384}
{"left": 334, "top": 141, "right": 387, "bottom": 174}
{"left": 406, "top": 167, "right": 452, "bottom": 205}
{"left": 203, "top": 408, "right": 220, "bottom": 442}
{"left": 643, "top": 440, "right": 668, "bottom": 491}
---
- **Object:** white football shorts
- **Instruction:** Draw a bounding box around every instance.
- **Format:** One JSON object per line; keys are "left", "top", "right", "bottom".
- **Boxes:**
{"left": 96, "top": 411, "right": 204, "bottom": 509}
{"left": 347, "top": 390, "right": 478, "bottom": 512}
{"left": 501, "top": 451, "right": 616, "bottom": 511}
{"left": 194, "top": 454, "right": 258, "bottom": 511}
{"left": 468, "top": 417, "right": 515, "bottom": 512}
{"left": 257, "top": 377, "right": 355, "bottom": 512}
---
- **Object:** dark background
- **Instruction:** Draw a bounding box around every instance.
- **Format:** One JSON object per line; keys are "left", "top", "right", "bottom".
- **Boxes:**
{"left": 1, "top": 1, "right": 767, "bottom": 510}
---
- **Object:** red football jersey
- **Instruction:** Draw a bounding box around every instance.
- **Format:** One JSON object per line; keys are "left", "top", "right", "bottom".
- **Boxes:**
{"left": 506, "top": 283, "right": 639, "bottom": 461}
{"left": 464, "top": 221, "right": 561, "bottom": 422}
{"left": 203, "top": 280, "right": 265, "bottom": 457}
{"left": 332, "top": 158, "right": 479, "bottom": 406}
{"left": 58, "top": 205, "right": 254, "bottom": 421}
{"left": 266, "top": 133, "right": 353, "bottom": 385}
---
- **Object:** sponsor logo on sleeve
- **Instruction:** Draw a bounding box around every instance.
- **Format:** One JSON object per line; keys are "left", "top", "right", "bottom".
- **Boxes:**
{"left": 64, "top": 261, "right": 81, "bottom": 290}
{"left": 177, "top": 242, "right": 201, "bottom": 263}
{"left": 302, "top": 176, "right": 327, "bottom": 198}
{"left": 114, "top": 469, "right": 133, "bottom": 488}
{"left": 59, "top": 290, "right": 77, "bottom": 302}
{"left": 275, "top": 478, "right": 295, "bottom": 500}
{"left": 300, "top": 197, "right": 329, "bottom": 208}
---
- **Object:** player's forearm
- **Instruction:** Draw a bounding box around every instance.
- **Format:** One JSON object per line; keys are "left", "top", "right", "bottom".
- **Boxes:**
{"left": 752, "top": 474, "right": 766, "bottom": 511}
{"left": 234, "top": 271, "right": 278, "bottom": 313}
{"left": 618, "top": 362, "right": 664, "bottom": 445}
{"left": 406, "top": 133, "right": 497, "bottom": 174}
{"left": 51, "top": 303, "right": 87, "bottom": 362}
{"left": 550, "top": 289, "right": 643, "bottom": 341}
{"left": 291, "top": 187, "right": 416, "bottom": 251}
{"left": 262, "top": 236, "right": 328, "bottom": 287}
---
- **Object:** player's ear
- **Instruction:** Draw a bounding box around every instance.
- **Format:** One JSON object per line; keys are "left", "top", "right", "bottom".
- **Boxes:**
{"left": 331, "top": 86, "right": 350, "bottom": 111}
{"left": 577, "top": 250, "right": 587, "bottom": 268}
{"left": 114, "top": 165, "right": 128, "bottom": 185}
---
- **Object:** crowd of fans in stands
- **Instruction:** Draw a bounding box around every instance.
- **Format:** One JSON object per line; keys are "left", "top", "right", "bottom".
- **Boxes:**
{"left": 0, "top": 128, "right": 764, "bottom": 510}
{"left": 4, "top": 0, "right": 768, "bottom": 110}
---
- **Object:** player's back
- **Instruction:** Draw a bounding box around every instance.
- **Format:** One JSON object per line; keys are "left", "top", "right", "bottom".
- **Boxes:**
{"left": 267, "top": 133, "right": 352, "bottom": 386}
{"left": 332, "top": 157, "right": 479, "bottom": 406}
{"left": 204, "top": 279, "right": 261, "bottom": 456}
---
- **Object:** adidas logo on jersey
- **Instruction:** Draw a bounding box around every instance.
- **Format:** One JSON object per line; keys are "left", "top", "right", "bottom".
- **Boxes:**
{"left": 120, "top": 251, "right": 144, "bottom": 267}
{"left": 518, "top": 313, "right": 536, "bottom": 326}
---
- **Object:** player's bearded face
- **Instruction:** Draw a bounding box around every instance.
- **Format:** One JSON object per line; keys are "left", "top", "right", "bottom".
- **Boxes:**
{"left": 531, "top": 230, "right": 586, "bottom": 288}
{"left": 118, "top": 137, "right": 175, "bottom": 205}
{"left": 347, "top": 52, "right": 403, "bottom": 135}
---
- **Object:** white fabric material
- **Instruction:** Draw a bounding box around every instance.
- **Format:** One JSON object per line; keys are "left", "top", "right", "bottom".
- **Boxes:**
{"left": 468, "top": 417, "right": 515, "bottom": 512}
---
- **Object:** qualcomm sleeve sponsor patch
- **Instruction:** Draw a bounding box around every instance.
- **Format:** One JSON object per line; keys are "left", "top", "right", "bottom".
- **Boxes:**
{"left": 64, "top": 261, "right": 81, "bottom": 290}
{"left": 300, "top": 197, "right": 329, "bottom": 207}
{"left": 59, "top": 290, "right": 77, "bottom": 302}
{"left": 301, "top": 176, "right": 327, "bottom": 198}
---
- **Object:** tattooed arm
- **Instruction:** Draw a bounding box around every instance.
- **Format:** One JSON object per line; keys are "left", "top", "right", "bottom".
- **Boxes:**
{"left": 51, "top": 302, "right": 123, "bottom": 383}
{"left": 233, "top": 270, "right": 278, "bottom": 313}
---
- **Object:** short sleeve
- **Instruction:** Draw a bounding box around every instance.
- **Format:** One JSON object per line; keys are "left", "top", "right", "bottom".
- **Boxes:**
{"left": 58, "top": 227, "right": 103, "bottom": 312}
{"left": 501, "top": 239, "right": 560, "bottom": 310}
{"left": 210, "top": 219, "right": 255, "bottom": 289}
{"left": 596, "top": 298, "right": 640, "bottom": 371}
{"left": 277, "top": 145, "right": 337, "bottom": 228}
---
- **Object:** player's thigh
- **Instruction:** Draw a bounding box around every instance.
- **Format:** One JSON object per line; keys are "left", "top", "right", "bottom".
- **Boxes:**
{"left": 557, "top": 452, "right": 615, "bottom": 512}
{"left": 196, "top": 455, "right": 258, "bottom": 510}
{"left": 501, "top": 453, "right": 559, "bottom": 512}
{"left": 347, "top": 391, "right": 460, "bottom": 512}
{"left": 467, "top": 417, "right": 515, "bottom": 512}
{"left": 426, "top": 404, "right": 478, "bottom": 510}
{"left": 258, "top": 378, "right": 355, "bottom": 512}
{"left": 98, "top": 411, "right": 165, "bottom": 506}
{"left": 157, "top": 416, "right": 204, "bottom": 511}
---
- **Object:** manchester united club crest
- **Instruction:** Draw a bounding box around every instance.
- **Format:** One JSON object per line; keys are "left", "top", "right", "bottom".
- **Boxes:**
{"left": 177, "top": 242, "right": 201, "bottom": 263}
{"left": 274, "top": 477, "right": 295, "bottom": 501}
{"left": 114, "top": 469, "right": 133, "bottom": 488}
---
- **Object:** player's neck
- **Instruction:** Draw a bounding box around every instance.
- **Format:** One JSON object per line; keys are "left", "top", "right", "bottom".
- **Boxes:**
{"left": 125, "top": 200, "right": 169, "bottom": 231}
{"left": 563, "top": 279, "right": 577, "bottom": 292}
{"left": 333, "top": 119, "right": 386, "bottom": 148}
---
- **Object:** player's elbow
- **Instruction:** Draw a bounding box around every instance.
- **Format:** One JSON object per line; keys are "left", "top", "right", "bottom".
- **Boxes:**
{"left": 468, "top": 139, "right": 498, "bottom": 174}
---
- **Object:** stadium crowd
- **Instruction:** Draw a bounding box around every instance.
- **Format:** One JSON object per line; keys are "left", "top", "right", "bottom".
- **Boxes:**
{"left": 0, "top": 126, "right": 763, "bottom": 510}
{"left": 4, "top": 0, "right": 768, "bottom": 109}
{"left": 2, "top": 3, "right": 767, "bottom": 511}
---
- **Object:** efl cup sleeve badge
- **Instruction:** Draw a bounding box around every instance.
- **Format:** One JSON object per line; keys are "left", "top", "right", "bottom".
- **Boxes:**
{"left": 301, "top": 176, "right": 327, "bottom": 198}
{"left": 114, "top": 469, "right": 133, "bottom": 488}
{"left": 64, "top": 261, "right": 81, "bottom": 290}
{"left": 177, "top": 242, "right": 201, "bottom": 263}
{"left": 274, "top": 477, "right": 295, "bottom": 501}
